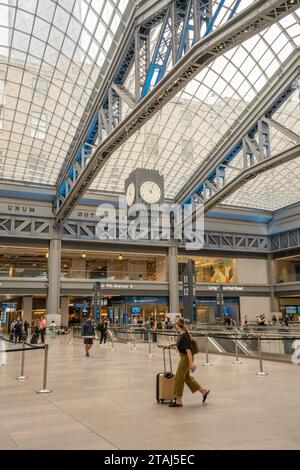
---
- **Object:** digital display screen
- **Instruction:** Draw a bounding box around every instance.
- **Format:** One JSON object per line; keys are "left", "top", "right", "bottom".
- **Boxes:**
{"left": 131, "top": 306, "right": 141, "bottom": 314}
{"left": 286, "top": 306, "right": 297, "bottom": 314}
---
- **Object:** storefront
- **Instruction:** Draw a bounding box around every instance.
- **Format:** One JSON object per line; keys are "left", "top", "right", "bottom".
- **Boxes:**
{"left": 179, "top": 296, "right": 240, "bottom": 323}
{"left": 178, "top": 256, "right": 238, "bottom": 284}
{"left": 278, "top": 298, "right": 300, "bottom": 322}
{"left": 0, "top": 301, "right": 18, "bottom": 332}
{"left": 108, "top": 296, "right": 169, "bottom": 324}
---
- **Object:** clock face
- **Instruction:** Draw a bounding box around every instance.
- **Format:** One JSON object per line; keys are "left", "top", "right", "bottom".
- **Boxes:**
{"left": 126, "top": 182, "right": 135, "bottom": 206}
{"left": 140, "top": 181, "right": 162, "bottom": 204}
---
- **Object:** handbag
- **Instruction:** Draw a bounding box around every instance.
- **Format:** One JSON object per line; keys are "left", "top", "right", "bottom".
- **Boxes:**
{"left": 190, "top": 338, "right": 199, "bottom": 355}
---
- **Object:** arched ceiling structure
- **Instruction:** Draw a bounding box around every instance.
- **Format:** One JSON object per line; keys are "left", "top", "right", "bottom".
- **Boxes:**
{"left": 91, "top": 6, "right": 300, "bottom": 212}
{"left": 0, "top": 0, "right": 299, "bottom": 213}
{"left": 0, "top": 0, "right": 130, "bottom": 183}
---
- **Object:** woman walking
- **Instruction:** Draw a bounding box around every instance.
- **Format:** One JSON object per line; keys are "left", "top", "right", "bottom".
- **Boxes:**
{"left": 164, "top": 317, "right": 209, "bottom": 407}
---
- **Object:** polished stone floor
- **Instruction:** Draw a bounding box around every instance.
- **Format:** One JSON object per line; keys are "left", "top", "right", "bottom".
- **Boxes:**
{"left": 0, "top": 335, "right": 299, "bottom": 450}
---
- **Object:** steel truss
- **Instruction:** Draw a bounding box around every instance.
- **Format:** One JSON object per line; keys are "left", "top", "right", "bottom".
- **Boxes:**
{"left": 270, "top": 228, "right": 300, "bottom": 252}
{"left": 0, "top": 216, "right": 52, "bottom": 238}
{"left": 177, "top": 52, "right": 300, "bottom": 208}
{"left": 54, "top": 0, "right": 300, "bottom": 224}
{"left": 1, "top": 213, "right": 300, "bottom": 254}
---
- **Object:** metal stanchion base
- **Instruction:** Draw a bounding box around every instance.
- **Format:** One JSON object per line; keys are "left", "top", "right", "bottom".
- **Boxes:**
{"left": 17, "top": 376, "right": 28, "bottom": 380}
{"left": 256, "top": 371, "right": 268, "bottom": 376}
{"left": 36, "top": 388, "right": 52, "bottom": 394}
{"left": 0, "top": 363, "right": 5, "bottom": 367}
{"left": 202, "top": 363, "right": 212, "bottom": 366}
{"left": 147, "top": 353, "right": 153, "bottom": 357}
{"left": 233, "top": 360, "right": 242, "bottom": 364}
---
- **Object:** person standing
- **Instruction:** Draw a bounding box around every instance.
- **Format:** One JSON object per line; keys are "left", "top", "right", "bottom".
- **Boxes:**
{"left": 164, "top": 317, "right": 209, "bottom": 407}
{"left": 39, "top": 316, "right": 47, "bottom": 344}
{"left": 99, "top": 318, "right": 108, "bottom": 344}
{"left": 14, "top": 319, "right": 22, "bottom": 343}
{"left": 81, "top": 315, "right": 95, "bottom": 357}
{"left": 10, "top": 319, "right": 16, "bottom": 341}
{"left": 23, "top": 319, "right": 29, "bottom": 339}
{"left": 49, "top": 321, "right": 56, "bottom": 339}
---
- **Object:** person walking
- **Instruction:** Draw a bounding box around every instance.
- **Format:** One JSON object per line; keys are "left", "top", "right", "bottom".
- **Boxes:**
{"left": 14, "top": 319, "right": 22, "bottom": 343}
{"left": 39, "top": 316, "right": 47, "bottom": 344}
{"left": 81, "top": 315, "right": 95, "bottom": 357}
{"left": 49, "top": 321, "right": 56, "bottom": 339}
{"left": 164, "top": 317, "right": 209, "bottom": 407}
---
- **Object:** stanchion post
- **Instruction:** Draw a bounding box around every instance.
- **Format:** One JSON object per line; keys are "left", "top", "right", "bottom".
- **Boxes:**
{"left": 68, "top": 326, "right": 73, "bottom": 344}
{"left": 233, "top": 331, "right": 242, "bottom": 364}
{"left": 110, "top": 330, "right": 114, "bottom": 351}
{"left": 202, "top": 333, "right": 212, "bottom": 366}
{"left": 147, "top": 331, "right": 152, "bottom": 357}
{"left": 0, "top": 340, "right": 5, "bottom": 367}
{"left": 256, "top": 336, "right": 268, "bottom": 376}
{"left": 17, "top": 341, "right": 28, "bottom": 380}
{"left": 37, "top": 344, "right": 52, "bottom": 394}
{"left": 131, "top": 332, "right": 136, "bottom": 351}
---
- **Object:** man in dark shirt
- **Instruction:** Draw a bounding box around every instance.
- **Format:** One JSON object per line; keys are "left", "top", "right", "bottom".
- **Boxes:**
{"left": 81, "top": 316, "right": 95, "bottom": 357}
{"left": 14, "top": 319, "right": 23, "bottom": 343}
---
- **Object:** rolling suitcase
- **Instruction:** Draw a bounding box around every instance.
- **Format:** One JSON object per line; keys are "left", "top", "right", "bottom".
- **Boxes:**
{"left": 156, "top": 348, "right": 175, "bottom": 403}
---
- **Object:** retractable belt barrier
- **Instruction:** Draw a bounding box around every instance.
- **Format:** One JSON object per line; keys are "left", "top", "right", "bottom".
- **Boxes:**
{"left": 0, "top": 337, "right": 52, "bottom": 394}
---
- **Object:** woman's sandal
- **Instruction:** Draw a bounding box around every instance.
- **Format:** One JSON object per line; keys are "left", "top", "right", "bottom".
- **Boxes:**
{"left": 169, "top": 401, "right": 183, "bottom": 407}
{"left": 202, "top": 390, "right": 210, "bottom": 403}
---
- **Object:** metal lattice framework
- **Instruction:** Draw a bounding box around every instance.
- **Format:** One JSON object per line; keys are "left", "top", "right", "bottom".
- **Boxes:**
{"left": 53, "top": 0, "right": 300, "bottom": 224}
{"left": 0, "top": 0, "right": 134, "bottom": 183}
{"left": 177, "top": 51, "right": 300, "bottom": 210}
{"left": 2, "top": 212, "right": 300, "bottom": 254}
{"left": 270, "top": 227, "right": 300, "bottom": 251}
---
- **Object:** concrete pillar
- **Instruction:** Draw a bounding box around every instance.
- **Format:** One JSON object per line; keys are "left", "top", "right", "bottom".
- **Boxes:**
{"left": 268, "top": 254, "right": 280, "bottom": 314}
{"left": 168, "top": 243, "right": 179, "bottom": 313}
{"left": 47, "top": 226, "right": 61, "bottom": 325}
{"left": 60, "top": 296, "right": 69, "bottom": 327}
{"left": 22, "top": 296, "right": 32, "bottom": 323}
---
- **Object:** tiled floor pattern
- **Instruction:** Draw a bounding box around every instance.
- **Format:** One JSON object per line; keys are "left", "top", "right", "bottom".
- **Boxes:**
{"left": 0, "top": 337, "right": 299, "bottom": 450}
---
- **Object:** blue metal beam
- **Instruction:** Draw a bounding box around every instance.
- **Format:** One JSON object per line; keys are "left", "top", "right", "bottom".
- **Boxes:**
{"left": 176, "top": 0, "right": 194, "bottom": 62}
{"left": 205, "top": 0, "right": 225, "bottom": 36}
{"left": 227, "top": 0, "right": 242, "bottom": 21}
{"left": 141, "top": 7, "right": 173, "bottom": 98}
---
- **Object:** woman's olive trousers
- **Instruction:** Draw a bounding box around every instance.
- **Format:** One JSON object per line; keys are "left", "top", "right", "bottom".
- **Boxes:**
{"left": 173, "top": 353, "right": 200, "bottom": 397}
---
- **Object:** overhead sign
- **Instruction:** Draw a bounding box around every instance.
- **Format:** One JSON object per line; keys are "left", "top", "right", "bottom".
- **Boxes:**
{"left": 100, "top": 283, "right": 134, "bottom": 289}
{"left": 207, "top": 285, "right": 244, "bottom": 292}
{"left": 183, "top": 260, "right": 196, "bottom": 324}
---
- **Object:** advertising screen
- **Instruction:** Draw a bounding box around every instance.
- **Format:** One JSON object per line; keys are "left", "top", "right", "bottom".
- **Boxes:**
{"left": 286, "top": 306, "right": 297, "bottom": 314}
{"left": 131, "top": 306, "right": 141, "bottom": 314}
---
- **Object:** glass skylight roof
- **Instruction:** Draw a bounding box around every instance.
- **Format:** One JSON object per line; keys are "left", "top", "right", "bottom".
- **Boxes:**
{"left": 92, "top": 7, "right": 300, "bottom": 212}
{"left": 0, "top": 0, "right": 129, "bottom": 183}
{"left": 0, "top": 0, "right": 299, "bottom": 213}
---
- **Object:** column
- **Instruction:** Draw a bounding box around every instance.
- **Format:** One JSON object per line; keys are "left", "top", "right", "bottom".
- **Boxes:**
{"left": 60, "top": 296, "right": 69, "bottom": 327}
{"left": 47, "top": 225, "right": 61, "bottom": 325}
{"left": 22, "top": 296, "right": 33, "bottom": 323}
{"left": 168, "top": 243, "right": 179, "bottom": 313}
{"left": 268, "top": 254, "right": 280, "bottom": 314}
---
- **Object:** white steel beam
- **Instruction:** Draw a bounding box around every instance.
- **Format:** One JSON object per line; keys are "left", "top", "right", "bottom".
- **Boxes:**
{"left": 204, "top": 144, "right": 300, "bottom": 212}
{"left": 54, "top": 0, "right": 300, "bottom": 224}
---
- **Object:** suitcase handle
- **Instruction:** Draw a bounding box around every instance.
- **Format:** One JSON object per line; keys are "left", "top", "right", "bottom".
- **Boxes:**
{"left": 163, "top": 347, "right": 172, "bottom": 374}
